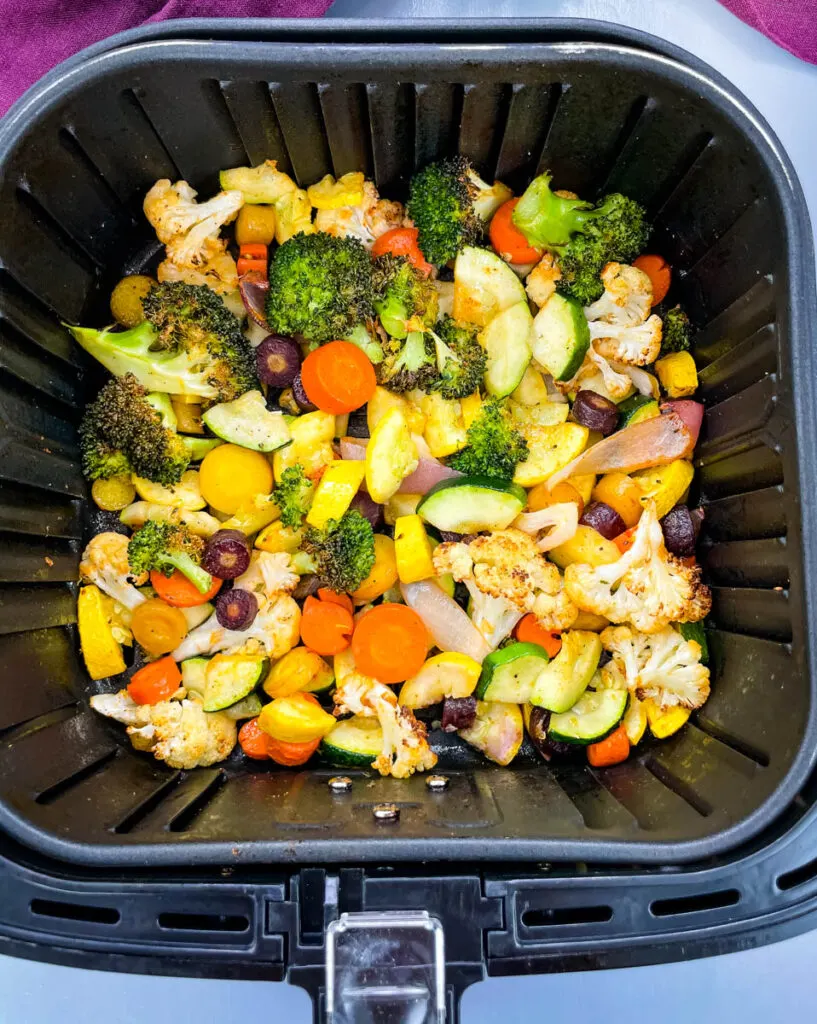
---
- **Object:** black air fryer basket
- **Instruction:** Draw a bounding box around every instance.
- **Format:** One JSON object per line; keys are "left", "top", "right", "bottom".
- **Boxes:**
{"left": 0, "top": 19, "right": 816, "bottom": 1022}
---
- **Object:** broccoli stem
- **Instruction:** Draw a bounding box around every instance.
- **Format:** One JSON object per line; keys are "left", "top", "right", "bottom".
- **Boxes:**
{"left": 163, "top": 552, "right": 213, "bottom": 594}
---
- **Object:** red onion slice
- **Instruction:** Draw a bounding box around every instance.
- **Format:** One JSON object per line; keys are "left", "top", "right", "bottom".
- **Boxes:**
{"left": 238, "top": 270, "right": 270, "bottom": 330}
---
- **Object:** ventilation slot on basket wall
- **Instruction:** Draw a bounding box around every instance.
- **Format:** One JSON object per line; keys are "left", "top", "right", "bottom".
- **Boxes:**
{"left": 650, "top": 889, "right": 740, "bottom": 917}
{"left": 30, "top": 898, "right": 120, "bottom": 925}
{"left": 777, "top": 858, "right": 817, "bottom": 892}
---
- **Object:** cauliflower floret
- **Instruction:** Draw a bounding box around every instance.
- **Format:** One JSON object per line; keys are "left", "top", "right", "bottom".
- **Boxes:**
{"left": 90, "top": 690, "right": 237, "bottom": 769}
{"left": 434, "top": 529, "right": 579, "bottom": 632}
{"left": 233, "top": 551, "right": 299, "bottom": 601}
{"left": 525, "top": 253, "right": 562, "bottom": 307}
{"left": 315, "top": 180, "right": 409, "bottom": 248}
{"left": 80, "top": 533, "right": 148, "bottom": 611}
{"left": 589, "top": 315, "right": 663, "bottom": 367}
{"left": 144, "top": 179, "right": 243, "bottom": 295}
{"left": 462, "top": 581, "right": 522, "bottom": 649}
{"left": 584, "top": 262, "right": 653, "bottom": 326}
{"left": 170, "top": 594, "right": 300, "bottom": 662}
{"left": 601, "top": 625, "right": 711, "bottom": 710}
{"left": 333, "top": 655, "right": 437, "bottom": 779}
{"left": 554, "top": 347, "right": 634, "bottom": 402}
{"left": 564, "top": 502, "right": 711, "bottom": 634}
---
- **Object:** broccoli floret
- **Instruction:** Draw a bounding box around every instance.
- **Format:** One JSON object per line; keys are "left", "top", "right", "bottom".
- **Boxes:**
{"left": 80, "top": 373, "right": 190, "bottom": 484}
{"left": 376, "top": 330, "right": 439, "bottom": 394}
{"left": 447, "top": 399, "right": 529, "bottom": 480}
{"left": 266, "top": 232, "right": 374, "bottom": 344}
{"left": 511, "top": 173, "right": 649, "bottom": 305}
{"left": 372, "top": 254, "right": 438, "bottom": 339}
{"left": 127, "top": 519, "right": 212, "bottom": 594}
{"left": 407, "top": 157, "right": 503, "bottom": 266}
{"left": 427, "top": 315, "right": 487, "bottom": 400}
{"left": 343, "top": 323, "right": 384, "bottom": 364}
{"left": 660, "top": 305, "right": 692, "bottom": 355}
{"left": 273, "top": 464, "right": 314, "bottom": 529}
{"left": 68, "top": 282, "right": 258, "bottom": 404}
{"left": 302, "top": 509, "right": 375, "bottom": 593}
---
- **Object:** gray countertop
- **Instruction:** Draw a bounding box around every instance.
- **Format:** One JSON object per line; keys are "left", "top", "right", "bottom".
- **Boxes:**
{"left": 2, "top": 1, "right": 816, "bottom": 1020}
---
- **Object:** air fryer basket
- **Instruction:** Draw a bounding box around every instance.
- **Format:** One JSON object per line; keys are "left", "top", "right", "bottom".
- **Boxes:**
{"left": 0, "top": 30, "right": 815, "bottom": 870}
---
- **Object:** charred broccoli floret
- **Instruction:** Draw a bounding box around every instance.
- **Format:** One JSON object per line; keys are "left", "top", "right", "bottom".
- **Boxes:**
{"left": 407, "top": 157, "right": 509, "bottom": 266}
{"left": 447, "top": 399, "right": 529, "bottom": 480}
{"left": 68, "top": 282, "right": 258, "bottom": 404}
{"left": 427, "top": 315, "right": 487, "bottom": 400}
{"left": 660, "top": 305, "right": 692, "bottom": 355}
{"left": 512, "top": 173, "right": 649, "bottom": 305}
{"left": 372, "top": 253, "right": 438, "bottom": 339}
{"left": 302, "top": 509, "right": 375, "bottom": 593}
{"left": 127, "top": 519, "right": 212, "bottom": 594}
{"left": 376, "top": 330, "right": 439, "bottom": 394}
{"left": 80, "top": 373, "right": 190, "bottom": 484}
{"left": 272, "top": 464, "right": 314, "bottom": 529}
{"left": 266, "top": 232, "right": 374, "bottom": 344}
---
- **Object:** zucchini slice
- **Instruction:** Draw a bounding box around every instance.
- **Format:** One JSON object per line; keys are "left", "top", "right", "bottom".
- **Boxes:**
{"left": 320, "top": 716, "right": 383, "bottom": 768}
{"left": 453, "top": 246, "right": 526, "bottom": 327}
{"left": 202, "top": 654, "right": 268, "bottom": 712}
{"left": 531, "top": 293, "right": 590, "bottom": 382}
{"left": 481, "top": 301, "right": 533, "bottom": 398}
{"left": 476, "top": 642, "right": 550, "bottom": 703}
{"left": 223, "top": 693, "right": 264, "bottom": 720}
{"left": 548, "top": 688, "right": 628, "bottom": 745}
{"left": 417, "top": 476, "right": 526, "bottom": 533}
{"left": 529, "top": 630, "right": 602, "bottom": 713}
{"left": 202, "top": 390, "right": 292, "bottom": 453}
{"left": 618, "top": 394, "right": 660, "bottom": 428}
{"left": 181, "top": 656, "right": 209, "bottom": 698}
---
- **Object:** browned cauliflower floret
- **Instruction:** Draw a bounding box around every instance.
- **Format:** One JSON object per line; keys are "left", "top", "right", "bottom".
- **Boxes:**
{"left": 525, "top": 253, "right": 562, "bottom": 307}
{"left": 144, "top": 179, "right": 243, "bottom": 295}
{"left": 315, "top": 180, "right": 410, "bottom": 248}
{"left": 564, "top": 502, "right": 711, "bottom": 634}
{"left": 90, "top": 691, "right": 237, "bottom": 769}
{"left": 333, "top": 649, "right": 437, "bottom": 779}
{"left": 80, "top": 532, "right": 148, "bottom": 611}
{"left": 584, "top": 262, "right": 653, "bottom": 326}
{"left": 433, "top": 529, "right": 579, "bottom": 636}
{"left": 601, "top": 625, "right": 711, "bottom": 710}
{"left": 589, "top": 316, "right": 663, "bottom": 367}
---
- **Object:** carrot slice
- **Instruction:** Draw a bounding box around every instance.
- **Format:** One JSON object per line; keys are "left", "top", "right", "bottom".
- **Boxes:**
{"left": 371, "top": 226, "right": 433, "bottom": 276}
{"left": 352, "top": 604, "right": 428, "bottom": 684}
{"left": 150, "top": 569, "right": 222, "bottom": 608}
{"left": 300, "top": 341, "right": 377, "bottom": 415}
{"left": 489, "top": 198, "right": 543, "bottom": 265}
{"left": 514, "top": 614, "right": 562, "bottom": 658}
{"left": 587, "top": 724, "right": 630, "bottom": 767}
{"left": 127, "top": 656, "right": 182, "bottom": 705}
{"left": 633, "top": 254, "right": 671, "bottom": 305}
{"left": 265, "top": 735, "right": 321, "bottom": 766}
{"left": 300, "top": 594, "right": 354, "bottom": 656}
{"left": 614, "top": 526, "right": 638, "bottom": 554}
{"left": 239, "top": 718, "right": 272, "bottom": 760}
{"left": 317, "top": 588, "right": 354, "bottom": 617}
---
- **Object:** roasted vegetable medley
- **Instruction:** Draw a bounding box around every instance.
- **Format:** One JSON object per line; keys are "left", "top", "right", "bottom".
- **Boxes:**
{"left": 73, "top": 157, "right": 710, "bottom": 776}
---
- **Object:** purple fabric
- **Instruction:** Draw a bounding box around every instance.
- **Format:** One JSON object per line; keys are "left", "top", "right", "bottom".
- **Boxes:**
{"left": 719, "top": 0, "right": 817, "bottom": 64}
{"left": 0, "top": 0, "right": 333, "bottom": 116}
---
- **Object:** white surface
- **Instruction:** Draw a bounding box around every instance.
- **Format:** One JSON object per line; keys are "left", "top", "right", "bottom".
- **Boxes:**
{"left": 3, "top": 1, "right": 817, "bottom": 1020}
